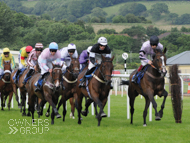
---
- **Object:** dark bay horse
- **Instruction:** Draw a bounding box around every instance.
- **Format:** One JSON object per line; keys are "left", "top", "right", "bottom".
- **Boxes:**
{"left": 56, "top": 57, "right": 80, "bottom": 121}
{"left": 76, "top": 55, "right": 114, "bottom": 126}
{"left": 11, "top": 67, "right": 35, "bottom": 115}
{"left": 121, "top": 48, "right": 168, "bottom": 126}
{"left": 0, "top": 61, "right": 20, "bottom": 110}
{"left": 26, "top": 63, "right": 63, "bottom": 124}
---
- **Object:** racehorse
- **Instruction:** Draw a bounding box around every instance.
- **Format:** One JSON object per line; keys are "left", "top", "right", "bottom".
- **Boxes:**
{"left": 11, "top": 65, "right": 38, "bottom": 115}
{"left": 26, "top": 63, "right": 63, "bottom": 124}
{"left": 0, "top": 61, "right": 20, "bottom": 110}
{"left": 76, "top": 55, "right": 114, "bottom": 126}
{"left": 56, "top": 57, "right": 80, "bottom": 121}
{"left": 120, "top": 48, "right": 168, "bottom": 126}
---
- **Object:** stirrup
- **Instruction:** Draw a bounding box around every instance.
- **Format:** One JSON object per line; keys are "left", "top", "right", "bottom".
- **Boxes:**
{"left": 79, "top": 82, "right": 85, "bottom": 88}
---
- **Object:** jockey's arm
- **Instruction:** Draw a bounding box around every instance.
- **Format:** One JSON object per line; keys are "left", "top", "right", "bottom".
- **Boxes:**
{"left": 0, "top": 56, "right": 3, "bottom": 69}
{"left": 11, "top": 55, "right": 16, "bottom": 69}
{"left": 20, "top": 50, "right": 28, "bottom": 67}
{"left": 89, "top": 52, "right": 95, "bottom": 64}
{"left": 27, "top": 52, "right": 34, "bottom": 67}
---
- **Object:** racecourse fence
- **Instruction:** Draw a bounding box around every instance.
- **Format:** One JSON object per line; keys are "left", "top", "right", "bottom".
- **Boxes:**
{"left": 1, "top": 73, "right": 189, "bottom": 122}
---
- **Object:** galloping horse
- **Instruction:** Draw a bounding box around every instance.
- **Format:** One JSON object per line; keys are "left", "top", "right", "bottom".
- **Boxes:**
{"left": 120, "top": 48, "right": 168, "bottom": 126}
{"left": 26, "top": 63, "right": 63, "bottom": 124}
{"left": 11, "top": 65, "right": 37, "bottom": 115}
{"left": 76, "top": 55, "right": 114, "bottom": 126}
{"left": 0, "top": 61, "right": 20, "bottom": 110}
{"left": 56, "top": 57, "right": 80, "bottom": 121}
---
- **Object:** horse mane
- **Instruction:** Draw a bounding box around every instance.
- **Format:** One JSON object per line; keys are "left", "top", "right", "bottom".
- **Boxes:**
{"left": 54, "top": 64, "right": 62, "bottom": 68}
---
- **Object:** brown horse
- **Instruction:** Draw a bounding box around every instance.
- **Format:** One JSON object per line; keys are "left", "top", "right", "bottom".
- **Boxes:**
{"left": 120, "top": 48, "right": 168, "bottom": 126}
{"left": 0, "top": 61, "right": 20, "bottom": 110}
{"left": 76, "top": 55, "right": 114, "bottom": 126}
{"left": 55, "top": 57, "right": 80, "bottom": 121}
{"left": 26, "top": 63, "right": 63, "bottom": 124}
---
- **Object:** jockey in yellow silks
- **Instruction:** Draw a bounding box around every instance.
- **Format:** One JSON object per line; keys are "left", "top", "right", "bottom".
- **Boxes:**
{"left": 0, "top": 48, "right": 15, "bottom": 79}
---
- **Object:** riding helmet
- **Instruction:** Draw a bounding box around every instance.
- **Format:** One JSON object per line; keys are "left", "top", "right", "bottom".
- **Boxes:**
{"left": 150, "top": 35, "right": 159, "bottom": 46}
{"left": 49, "top": 42, "right": 58, "bottom": 50}
{"left": 87, "top": 46, "right": 92, "bottom": 53}
{"left": 3, "top": 47, "right": 10, "bottom": 53}
{"left": 98, "top": 37, "right": 107, "bottom": 46}
{"left": 35, "top": 43, "right": 43, "bottom": 49}
{"left": 26, "top": 46, "right": 33, "bottom": 52}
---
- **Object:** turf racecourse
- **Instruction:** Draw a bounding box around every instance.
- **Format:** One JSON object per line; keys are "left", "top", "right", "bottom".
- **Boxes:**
{"left": 0, "top": 94, "right": 190, "bottom": 143}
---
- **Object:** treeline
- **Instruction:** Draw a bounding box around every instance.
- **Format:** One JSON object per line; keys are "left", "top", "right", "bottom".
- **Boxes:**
{"left": 1, "top": 2, "right": 190, "bottom": 69}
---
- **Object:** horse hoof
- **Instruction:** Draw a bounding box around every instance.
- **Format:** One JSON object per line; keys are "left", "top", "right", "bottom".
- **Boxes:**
{"left": 81, "top": 111, "right": 88, "bottom": 116}
{"left": 155, "top": 116, "right": 161, "bottom": 121}
{"left": 1, "top": 108, "right": 4, "bottom": 111}
{"left": 51, "top": 121, "right": 54, "bottom": 125}
{"left": 18, "top": 105, "right": 22, "bottom": 109}
{"left": 143, "top": 124, "right": 147, "bottom": 127}
{"left": 72, "top": 116, "right": 75, "bottom": 119}
{"left": 101, "top": 112, "right": 107, "bottom": 118}
{"left": 45, "top": 112, "right": 50, "bottom": 117}
{"left": 56, "top": 114, "right": 61, "bottom": 119}
{"left": 70, "top": 113, "right": 73, "bottom": 118}
{"left": 80, "top": 117, "right": 83, "bottom": 120}
{"left": 22, "top": 113, "right": 26, "bottom": 116}
{"left": 27, "top": 113, "right": 31, "bottom": 117}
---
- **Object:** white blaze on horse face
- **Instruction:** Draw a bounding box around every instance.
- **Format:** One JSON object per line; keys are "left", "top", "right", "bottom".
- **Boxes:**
{"left": 160, "top": 56, "right": 166, "bottom": 73}
{"left": 55, "top": 71, "right": 60, "bottom": 87}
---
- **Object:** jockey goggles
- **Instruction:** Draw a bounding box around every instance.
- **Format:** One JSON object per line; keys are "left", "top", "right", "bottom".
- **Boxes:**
{"left": 26, "top": 52, "right": 30, "bottom": 54}
{"left": 68, "top": 49, "right": 75, "bottom": 53}
{"left": 50, "top": 49, "right": 57, "bottom": 52}
{"left": 3, "top": 52, "right": 9, "bottom": 55}
{"left": 35, "top": 48, "right": 43, "bottom": 52}
{"left": 150, "top": 43, "right": 158, "bottom": 46}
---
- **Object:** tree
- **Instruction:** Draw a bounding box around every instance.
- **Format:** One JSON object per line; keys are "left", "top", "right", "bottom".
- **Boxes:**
{"left": 119, "top": 3, "right": 147, "bottom": 16}
{"left": 67, "top": 1, "right": 83, "bottom": 18}
{"left": 32, "top": 1, "right": 47, "bottom": 15}
{"left": 125, "top": 14, "right": 141, "bottom": 23}
{"left": 175, "top": 14, "right": 190, "bottom": 25}
{"left": 97, "top": 29, "right": 117, "bottom": 35}
{"left": 0, "top": 2, "right": 16, "bottom": 42}
{"left": 146, "top": 26, "right": 160, "bottom": 37}
{"left": 166, "top": 13, "right": 178, "bottom": 24}
{"left": 91, "top": 7, "right": 107, "bottom": 17}
{"left": 112, "top": 15, "right": 126, "bottom": 23}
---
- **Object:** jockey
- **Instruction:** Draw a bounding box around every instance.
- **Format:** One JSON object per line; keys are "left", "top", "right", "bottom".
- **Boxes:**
{"left": 132, "top": 35, "right": 163, "bottom": 83}
{"left": 23, "top": 43, "right": 43, "bottom": 85}
{"left": 34, "top": 42, "right": 62, "bottom": 92}
{"left": 0, "top": 48, "right": 15, "bottom": 79}
{"left": 79, "top": 46, "right": 92, "bottom": 70}
{"left": 60, "top": 43, "right": 78, "bottom": 73}
{"left": 79, "top": 37, "right": 112, "bottom": 88}
{"left": 14, "top": 46, "right": 33, "bottom": 83}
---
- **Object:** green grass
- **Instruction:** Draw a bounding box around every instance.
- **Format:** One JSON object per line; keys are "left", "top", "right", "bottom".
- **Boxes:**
{"left": 21, "top": 1, "right": 38, "bottom": 8}
{"left": 0, "top": 94, "right": 190, "bottom": 143}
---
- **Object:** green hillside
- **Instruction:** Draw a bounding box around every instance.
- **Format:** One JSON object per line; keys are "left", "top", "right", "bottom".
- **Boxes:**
{"left": 103, "top": 1, "right": 190, "bottom": 17}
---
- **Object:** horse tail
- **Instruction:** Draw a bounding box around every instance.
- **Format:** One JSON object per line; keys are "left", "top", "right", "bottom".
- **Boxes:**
{"left": 120, "top": 80, "right": 129, "bottom": 85}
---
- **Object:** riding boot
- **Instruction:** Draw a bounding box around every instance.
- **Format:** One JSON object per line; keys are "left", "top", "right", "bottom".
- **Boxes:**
{"left": 0, "top": 75, "right": 3, "bottom": 80}
{"left": 131, "top": 72, "right": 138, "bottom": 84}
{"left": 78, "top": 69, "right": 90, "bottom": 88}
{"left": 14, "top": 69, "right": 21, "bottom": 83}
{"left": 34, "top": 75, "right": 43, "bottom": 92}
{"left": 23, "top": 69, "right": 34, "bottom": 84}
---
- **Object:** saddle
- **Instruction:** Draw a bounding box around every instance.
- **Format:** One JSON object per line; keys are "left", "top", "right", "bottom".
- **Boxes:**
{"left": 13, "top": 68, "right": 27, "bottom": 83}
{"left": 133, "top": 65, "right": 150, "bottom": 85}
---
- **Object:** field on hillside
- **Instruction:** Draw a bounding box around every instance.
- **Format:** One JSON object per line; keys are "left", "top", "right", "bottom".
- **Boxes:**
{"left": 104, "top": 1, "right": 190, "bottom": 17}
{"left": 0, "top": 94, "right": 190, "bottom": 143}
{"left": 91, "top": 23, "right": 190, "bottom": 33}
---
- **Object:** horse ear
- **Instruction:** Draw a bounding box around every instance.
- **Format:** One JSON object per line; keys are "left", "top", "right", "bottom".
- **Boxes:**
{"left": 111, "top": 55, "right": 114, "bottom": 61}
{"left": 163, "top": 47, "right": 167, "bottom": 54}
{"left": 153, "top": 49, "right": 157, "bottom": 54}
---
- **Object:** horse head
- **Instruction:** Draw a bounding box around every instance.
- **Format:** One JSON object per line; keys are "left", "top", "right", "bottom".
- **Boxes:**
{"left": 67, "top": 57, "right": 80, "bottom": 79}
{"left": 3, "top": 60, "right": 11, "bottom": 81}
{"left": 99, "top": 55, "right": 114, "bottom": 85}
{"left": 153, "top": 47, "right": 167, "bottom": 77}
{"left": 51, "top": 63, "right": 63, "bottom": 91}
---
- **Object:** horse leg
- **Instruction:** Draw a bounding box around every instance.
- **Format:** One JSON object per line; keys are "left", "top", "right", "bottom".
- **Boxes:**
{"left": 45, "top": 104, "right": 50, "bottom": 117}
{"left": 77, "top": 94, "right": 83, "bottom": 125}
{"left": 57, "top": 96, "right": 63, "bottom": 111}
{"left": 158, "top": 90, "right": 168, "bottom": 118}
{"left": 8, "top": 92, "right": 13, "bottom": 110}
{"left": 129, "top": 88, "right": 137, "bottom": 125}
{"left": 81, "top": 98, "right": 93, "bottom": 117}
{"left": 21, "top": 93, "right": 26, "bottom": 116}
{"left": 143, "top": 97, "right": 150, "bottom": 126}
{"left": 101, "top": 98, "right": 108, "bottom": 118}
{"left": 149, "top": 94, "right": 160, "bottom": 121}
{"left": 13, "top": 85, "right": 21, "bottom": 108}
{"left": 28, "top": 93, "right": 35, "bottom": 123}
{"left": 69, "top": 97, "right": 75, "bottom": 119}
{"left": 94, "top": 102, "right": 98, "bottom": 116}
{"left": 62, "top": 100, "right": 66, "bottom": 122}
{"left": 51, "top": 96, "right": 59, "bottom": 125}
{"left": 1, "top": 93, "right": 4, "bottom": 110}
